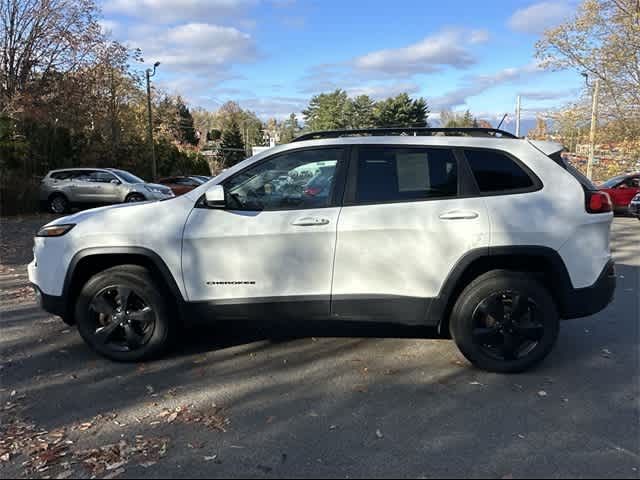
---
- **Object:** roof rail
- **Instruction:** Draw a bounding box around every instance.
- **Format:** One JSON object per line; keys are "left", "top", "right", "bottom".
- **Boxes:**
{"left": 291, "top": 127, "right": 518, "bottom": 142}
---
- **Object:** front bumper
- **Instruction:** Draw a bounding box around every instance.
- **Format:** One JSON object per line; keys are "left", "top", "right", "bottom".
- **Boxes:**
{"left": 145, "top": 190, "right": 174, "bottom": 201}
{"left": 32, "top": 283, "right": 68, "bottom": 319}
{"left": 562, "top": 260, "right": 616, "bottom": 319}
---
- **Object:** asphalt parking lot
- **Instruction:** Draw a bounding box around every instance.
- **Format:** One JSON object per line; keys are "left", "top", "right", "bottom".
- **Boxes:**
{"left": 0, "top": 215, "right": 638, "bottom": 479}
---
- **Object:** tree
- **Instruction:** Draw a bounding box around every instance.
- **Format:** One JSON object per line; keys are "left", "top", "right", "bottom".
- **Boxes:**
{"left": 0, "top": 0, "right": 104, "bottom": 113}
{"left": 536, "top": 0, "right": 640, "bottom": 133}
{"left": 279, "top": 113, "right": 302, "bottom": 143}
{"left": 527, "top": 117, "right": 550, "bottom": 140}
{"left": 441, "top": 109, "right": 478, "bottom": 128}
{"left": 176, "top": 97, "right": 199, "bottom": 146}
{"left": 373, "top": 93, "right": 429, "bottom": 128}
{"left": 302, "top": 89, "right": 351, "bottom": 131}
{"left": 220, "top": 119, "right": 245, "bottom": 167}
{"left": 347, "top": 95, "right": 376, "bottom": 129}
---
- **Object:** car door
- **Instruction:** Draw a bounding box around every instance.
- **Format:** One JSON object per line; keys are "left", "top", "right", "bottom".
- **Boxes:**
{"left": 181, "top": 147, "right": 348, "bottom": 320}
{"left": 331, "top": 145, "right": 490, "bottom": 325}
{"left": 70, "top": 170, "right": 99, "bottom": 203}
{"left": 90, "top": 171, "right": 121, "bottom": 203}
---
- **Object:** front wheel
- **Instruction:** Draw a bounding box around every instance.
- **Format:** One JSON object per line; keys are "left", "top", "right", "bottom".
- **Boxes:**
{"left": 49, "top": 194, "right": 70, "bottom": 214}
{"left": 450, "top": 270, "right": 559, "bottom": 374}
{"left": 125, "top": 193, "right": 146, "bottom": 203}
{"left": 75, "top": 265, "right": 175, "bottom": 362}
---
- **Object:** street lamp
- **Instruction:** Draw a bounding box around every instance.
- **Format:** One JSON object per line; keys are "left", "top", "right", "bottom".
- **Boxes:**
{"left": 582, "top": 72, "right": 600, "bottom": 180}
{"left": 146, "top": 61, "right": 161, "bottom": 180}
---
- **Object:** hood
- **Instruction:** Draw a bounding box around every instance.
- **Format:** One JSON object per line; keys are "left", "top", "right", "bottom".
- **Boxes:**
{"left": 46, "top": 201, "right": 151, "bottom": 227}
{"left": 132, "top": 182, "right": 172, "bottom": 191}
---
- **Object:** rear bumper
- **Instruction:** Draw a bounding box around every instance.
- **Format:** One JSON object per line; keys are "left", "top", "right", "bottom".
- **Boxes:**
{"left": 561, "top": 260, "right": 616, "bottom": 319}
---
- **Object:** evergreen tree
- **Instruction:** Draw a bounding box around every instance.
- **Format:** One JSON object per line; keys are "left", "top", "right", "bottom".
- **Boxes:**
{"left": 347, "top": 95, "right": 376, "bottom": 129}
{"left": 221, "top": 119, "right": 246, "bottom": 167}
{"left": 373, "top": 93, "right": 429, "bottom": 128}
{"left": 280, "top": 113, "right": 302, "bottom": 143}
{"left": 176, "top": 97, "right": 198, "bottom": 146}
{"left": 302, "top": 89, "right": 351, "bottom": 131}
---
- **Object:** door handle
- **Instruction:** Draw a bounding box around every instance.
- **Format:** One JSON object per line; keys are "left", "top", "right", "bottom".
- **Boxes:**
{"left": 439, "top": 210, "right": 479, "bottom": 220}
{"left": 291, "top": 217, "right": 330, "bottom": 226}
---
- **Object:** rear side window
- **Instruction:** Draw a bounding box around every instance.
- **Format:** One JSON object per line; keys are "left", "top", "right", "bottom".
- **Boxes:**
{"left": 356, "top": 147, "right": 458, "bottom": 203}
{"left": 464, "top": 149, "right": 534, "bottom": 193}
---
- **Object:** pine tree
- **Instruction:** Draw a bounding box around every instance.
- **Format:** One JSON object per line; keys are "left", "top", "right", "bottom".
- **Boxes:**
{"left": 221, "top": 120, "right": 246, "bottom": 167}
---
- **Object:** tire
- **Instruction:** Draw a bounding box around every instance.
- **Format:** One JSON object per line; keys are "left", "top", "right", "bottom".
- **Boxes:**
{"left": 449, "top": 270, "right": 559, "bottom": 374}
{"left": 49, "top": 194, "right": 70, "bottom": 214}
{"left": 74, "top": 265, "right": 175, "bottom": 362}
{"left": 125, "top": 193, "right": 146, "bottom": 203}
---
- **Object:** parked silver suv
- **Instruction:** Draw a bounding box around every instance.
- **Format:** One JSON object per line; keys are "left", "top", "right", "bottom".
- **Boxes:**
{"left": 40, "top": 168, "right": 174, "bottom": 213}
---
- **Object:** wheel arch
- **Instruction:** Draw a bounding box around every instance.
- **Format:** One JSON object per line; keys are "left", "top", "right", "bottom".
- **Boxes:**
{"left": 430, "top": 246, "right": 574, "bottom": 336}
{"left": 62, "top": 247, "right": 185, "bottom": 325}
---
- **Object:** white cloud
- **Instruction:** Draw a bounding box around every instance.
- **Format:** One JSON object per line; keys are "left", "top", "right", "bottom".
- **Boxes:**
{"left": 517, "top": 89, "right": 578, "bottom": 100}
{"left": 345, "top": 83, "right": 421, "bottom": 100}
{"left": 103, "top": 0, "right": 258, "bottom": 23}
{"left": 237, "top": 96, "right": 307, "bottom": 119}
{"left": 352, "top": 29, "right": 489, "bottom": 76}
{"left": 431, "top": 62, "right": 544, "bottom": 110}
{"left": 508, "top": 2, "right": 573, "bottom": 34}
{"left": 127, "top": 23, "right": 257, "bottom": 74}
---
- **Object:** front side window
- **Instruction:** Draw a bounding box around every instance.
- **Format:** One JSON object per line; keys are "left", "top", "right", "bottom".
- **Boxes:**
{"left": 355, "top": 147, "right": 458, "bottom": 203}
{"left": 464, "top": 149, "right": 534, "bottom": 193}
{"left": 89, "top": 171, "right": 117, "bottom": 183}
{"left": 223, "top": 148, "right": 343, "bottom": 211}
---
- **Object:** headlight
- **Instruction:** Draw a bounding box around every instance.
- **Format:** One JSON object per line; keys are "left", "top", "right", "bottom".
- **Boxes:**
{"left": 36, "top": 224, "right": 75, "bottom": 237}
{"left": 144, "top": 186, "right": 171, "bottom": 195}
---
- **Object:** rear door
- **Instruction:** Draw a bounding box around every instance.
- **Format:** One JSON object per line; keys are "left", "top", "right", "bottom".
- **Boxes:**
{"left": 331, "top": 145, "right": 490, "bottom": 325}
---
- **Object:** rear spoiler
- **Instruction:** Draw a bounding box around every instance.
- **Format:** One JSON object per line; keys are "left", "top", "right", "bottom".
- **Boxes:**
{"left": 528, "top": 140, "right": 564, "bottom": 156}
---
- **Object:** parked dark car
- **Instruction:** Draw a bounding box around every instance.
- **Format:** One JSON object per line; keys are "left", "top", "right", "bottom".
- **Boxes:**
{"left": 157, "top": 176, "right": 207, "bottom": 196}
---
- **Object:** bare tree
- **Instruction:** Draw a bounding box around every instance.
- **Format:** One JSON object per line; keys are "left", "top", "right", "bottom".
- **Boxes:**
{"left": 0, "top": 0, "right": 103, "bottom": 112}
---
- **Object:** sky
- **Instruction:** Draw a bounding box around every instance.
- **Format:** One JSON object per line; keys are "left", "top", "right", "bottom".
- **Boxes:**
{"left": 98, "top": 0, "right": 583, "bottom": 131}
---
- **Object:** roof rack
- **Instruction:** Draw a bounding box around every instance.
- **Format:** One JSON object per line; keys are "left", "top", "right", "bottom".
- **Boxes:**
{"left": 291, "top": 127, "right": 518, "bottom": 142}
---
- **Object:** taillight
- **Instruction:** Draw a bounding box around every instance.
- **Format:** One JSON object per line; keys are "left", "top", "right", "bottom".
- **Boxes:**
{"left": 586, "top": 191, "right": 613, "bottom": 213}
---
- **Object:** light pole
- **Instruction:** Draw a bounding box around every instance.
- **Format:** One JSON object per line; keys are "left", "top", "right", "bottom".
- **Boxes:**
{"left": 582, "top": 72, "right": 600, "bottom": 180}
{"left": 146, "top": 61, "right": 160, "bottom": 180}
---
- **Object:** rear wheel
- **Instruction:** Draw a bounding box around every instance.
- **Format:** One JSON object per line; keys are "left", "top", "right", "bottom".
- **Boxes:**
{"left": 75, "top": 265, "right": 175, "bottom": 362}
{"left": 450, "top": 270, "right": 559, "bottom": 373}
{"left": 49, "top": 194, "right": 70, "bottom": 214}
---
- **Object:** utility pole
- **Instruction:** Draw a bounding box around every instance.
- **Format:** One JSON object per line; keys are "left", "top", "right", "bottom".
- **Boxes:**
{"left": 586, "top": 78, "right": 600, "bottom": 180}
{"left": 146, "top": 62, "right": 160, "bottom": 180}
{"left": 515, "top": 95, "right": 522, "bottom": 137}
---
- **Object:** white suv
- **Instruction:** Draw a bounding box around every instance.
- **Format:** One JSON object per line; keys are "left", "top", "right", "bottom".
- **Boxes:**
{"left": 29, "top": 128, "right": 616, "bottom": 373}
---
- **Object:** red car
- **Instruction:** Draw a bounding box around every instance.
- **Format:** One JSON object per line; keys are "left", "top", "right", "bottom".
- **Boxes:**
{"left": 598, "top": 172, "right": 640, "bottom": 212}
{"left": 157, "top": 176, "right": 208, "bottom": 196}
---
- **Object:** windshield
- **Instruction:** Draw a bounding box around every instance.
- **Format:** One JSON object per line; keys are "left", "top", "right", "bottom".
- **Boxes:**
{"left": 601, "top": 174, "right": 627, "bottom": 188}
{"left": 112, "top": 169, "right": 145, "bottom": 184}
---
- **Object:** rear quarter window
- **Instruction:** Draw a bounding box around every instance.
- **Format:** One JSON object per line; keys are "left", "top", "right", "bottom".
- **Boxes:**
{"left": 464, "top": 149, "right": 535, "bottom": 193}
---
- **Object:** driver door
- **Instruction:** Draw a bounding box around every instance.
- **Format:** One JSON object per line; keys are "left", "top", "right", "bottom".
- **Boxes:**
{"left": 181, "top": 147, "right": 347, "bottom": 320}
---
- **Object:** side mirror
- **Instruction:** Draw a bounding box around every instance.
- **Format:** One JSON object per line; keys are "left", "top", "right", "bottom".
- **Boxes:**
{"left": 205, "top": 185, "right": 226, "bottom": 208}
{"left": 110, "top": 179, "right": 121, "bottom": 185}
